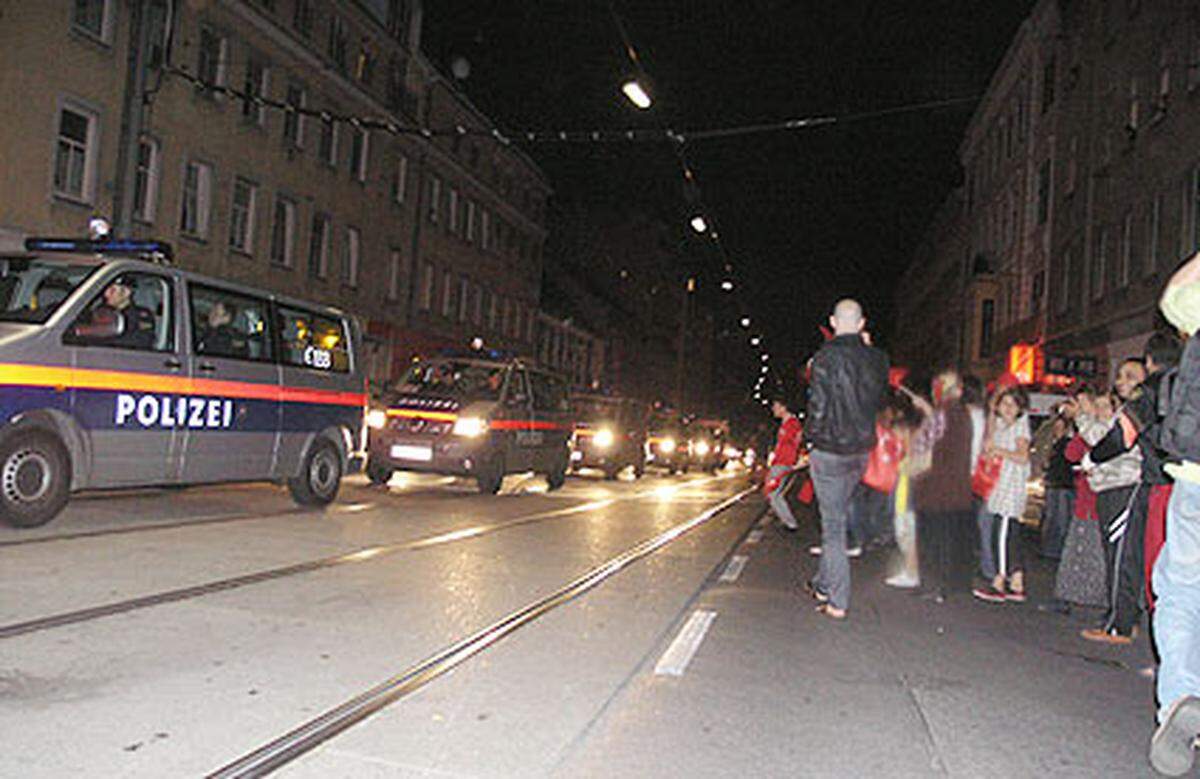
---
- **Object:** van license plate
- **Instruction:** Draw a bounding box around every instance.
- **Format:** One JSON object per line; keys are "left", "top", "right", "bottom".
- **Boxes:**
{"left": 391, "top": 444, "right": 432, "bottom": 462}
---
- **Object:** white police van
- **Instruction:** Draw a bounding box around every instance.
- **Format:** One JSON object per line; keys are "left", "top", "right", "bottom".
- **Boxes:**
{"left": 0, "top": 234, "right": 366, "bottom": 527}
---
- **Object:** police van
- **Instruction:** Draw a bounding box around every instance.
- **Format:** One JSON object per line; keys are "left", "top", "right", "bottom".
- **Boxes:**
{"left": 569, "top": 393, "right": 649, "bottom": 480}
{"left": 365, "top": 352, "right": 573, "bottom": 493}
{"left": 0, "top": 235, "right": 366, "bottom": 527}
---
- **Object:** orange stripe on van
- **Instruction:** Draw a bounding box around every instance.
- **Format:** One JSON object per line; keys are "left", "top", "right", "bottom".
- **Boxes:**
{"left": 0, "top": 363, "right": 366, "bottom": 407}
{"left": 385, "top": 408, "right": 458, "bottom": 423}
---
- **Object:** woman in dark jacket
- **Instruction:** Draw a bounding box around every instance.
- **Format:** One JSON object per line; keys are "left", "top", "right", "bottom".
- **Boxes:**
{"left": 910, "top": 370, "right": 976, "bottom": 602}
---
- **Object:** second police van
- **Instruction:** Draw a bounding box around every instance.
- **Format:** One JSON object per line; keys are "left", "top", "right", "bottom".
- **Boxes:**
{"left": 0, "top": 234, "right": 367, "bottom": 527}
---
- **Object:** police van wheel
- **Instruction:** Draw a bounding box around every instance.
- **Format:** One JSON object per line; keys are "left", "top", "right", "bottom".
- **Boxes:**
{"left": 634, "top": 462, "right": 645, "bottom": 479}
{"left": 603, "top": 464, "right": 620, "bottom": 481}
{"left": 546, "top": 454, "right": 568, "bottom": 491}
{"left": 476, "top": 456, "right": 504, "bottom": 495}
{"left": 366, "top": 461, "right": 392, "bottom": 486}
{"left": 290, "top": 441, "right": 342, "bottom": 506}
{"left": 0, "top": 431, "right": 71, "bottom": 528}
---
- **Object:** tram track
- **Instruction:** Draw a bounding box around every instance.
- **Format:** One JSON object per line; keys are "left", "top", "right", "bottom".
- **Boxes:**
{"left": 205, "top": 487, "right": 755, "bottom": 779}
{"left": 0, "top": 474, "right": 744, "bottom": 641}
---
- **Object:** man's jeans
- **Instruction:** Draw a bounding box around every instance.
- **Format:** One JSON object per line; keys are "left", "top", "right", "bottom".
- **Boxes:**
{"left": 1154, "top": 478, "right": 1200, "bottom": 722}
{"left": 811, "top": 449, "right": 869, "bottom": 611}
{"left": 976, "top": 498, "right": 996, "bottom": 581}
{"left": 767, "top": 464, "right": 798, "bottom": 529}
{"left": 1040, "top": 487, "right": 1074, "bottom": 559}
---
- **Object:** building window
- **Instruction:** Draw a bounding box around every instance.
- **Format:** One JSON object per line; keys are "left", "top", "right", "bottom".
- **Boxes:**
{"left": 448, "top": 188, "right": 460, "bottom": 234}
{"left": 72, "top": 0, "right": 111, "bottom": 41}
{"left": 1119, "top": 211, "right": 1133, "bottom": 288}
{"left": 472, "top": 282, "right": 483, "bottom": 325}
{"left": 392, "top": 155, "right": 408, "bottom": 203}
{"left": 387, "top": 249, "right": 402, "bottom": 301}
{"left": 427, "top": 176, "right": 441, "bottom": 223}
{"left": 307, "top": 213, "right": 330, "bottom": 278}
{"left": 229, "top": 178, "right": 258, "bottom": 254}
{"left": 1041, "top": 56, "right": 1056, "bottom": 113}
{"left": 1091, "top": 227, "right": 1107, "bottom": 301}
{"left": 1148, "top": 194, "right": 1161, "bottom": 275}
{"left": 457, "top": 276, "right": 470, "bottom": 322}
{"left": 270, "top": 196, "right": 296, "bottom": 267}
{"left": 349, "top": 128, "right": 369, "bottom": 182}
{"left": 242, "top": 57, "right": 269, "bottom": 126}
{"left": 196, "top": 27, "right": 227, "bottom": 92}
{"left": 441, "top": 270, "right": 453, "bottom": 318}
{"left": 419, "top": 262, "right": 434, "bottom": 310}
{"left": 180, "top": 160, "right": 213, "bottom": 238}
{"left": 466, "top": 200, "right": 477, "bottom": 243}
{"left": 1128, "top": 78, "right": 1140, "bottom": 133}
{"left": 132, "top": 136, "right": 160, "bottom": 223}
{"left": 53, "top": 104, "right": 98, "bottom": 202}
{"left": 283, "top": 84, "right": 306, "bottom": 148}
{"left": 328, "top": 16, "right": 348, "bottom": 72}
{"left": 144, "top": 0, "right": 169, "bottom": 75}
{"left": 480, "top": 209, "right": 492, "bottom": 252}
{"left": 355, "top": 42, "right": 375, "bottom": 85}
{"left": 293, "top": 0, "right": 314, "bottom": 37}
{"left": 1057, "top": 248, "right": 1072, "bottom": 313}
{"left": 341, "top": 227, "right": 360, "bottom": 287}
{"left": 318, "top": 113, "right": 338, "bottom": 166}
{"left": 979, "top": 299, "right": 994, "bottom": 359}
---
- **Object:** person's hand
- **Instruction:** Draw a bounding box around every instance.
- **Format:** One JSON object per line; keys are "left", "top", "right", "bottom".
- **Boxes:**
{"left": 861, "top": 330, "right": 872, "bottom": 346}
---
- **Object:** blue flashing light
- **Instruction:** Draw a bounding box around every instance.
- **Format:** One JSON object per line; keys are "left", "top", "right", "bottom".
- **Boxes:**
{"left": 24, "top": 237, "right": 173, "bottom": 260}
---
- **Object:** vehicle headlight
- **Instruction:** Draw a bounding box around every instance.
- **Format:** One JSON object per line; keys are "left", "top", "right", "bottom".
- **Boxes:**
{"left": 452, "top": 416, "right": 488, "bottom": 437}
{"left": 660, "top": 437, "right": 677, "bottom": 453}
{"left": 594, "top": 428, "right": 615, "bottom": 448}
{"left": 366, "top": 409, "right": 388, "bottom": 430}
{"left": 694, "top": 440, "right": 711, "bottom": 456}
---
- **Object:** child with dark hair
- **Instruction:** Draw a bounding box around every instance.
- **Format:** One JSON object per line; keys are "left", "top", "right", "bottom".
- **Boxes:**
{"left": 973, "top": 386, "right": 1032, "bottom": 602}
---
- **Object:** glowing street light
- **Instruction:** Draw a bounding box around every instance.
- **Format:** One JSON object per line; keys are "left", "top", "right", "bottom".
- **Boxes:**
{"left": 750, "top": 336, "right": 761, "bottom": 347}
{"left": 621, "top": 79, "right": 652, "bottom": 109}
{"left": 761, "top": 354, "right": 769, "bottom": 362}
{"left": 721, "top": 280, "right": 734, "bottom": 292}
{"left": 690, "top": 215, "right": 708, "bottom": 233}
{"left": 760, "top": 365, "right": 769, "bottom": 374}
{"left": 740, "top": 317, "right": 751, "bottom": 328}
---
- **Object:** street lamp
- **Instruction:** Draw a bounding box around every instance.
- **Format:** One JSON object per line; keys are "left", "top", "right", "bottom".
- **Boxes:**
{"left": 761, "top": 354, "right": 769, "bottom": 362}
{"left": 760, "top": 365, "right": 769, "bottom": 374}
{"left": 740, "top": 317, "right": 751, "bottom": 328}
{"left": 750, "top": 336, "right": 761, "bottom": 347}
{"left": 721, "top": 280, "right": 734, "bottom": 292}
{"left": 621, "top": 79, "right": 652, "bottom": 109}
{"left": 689, "top": 215, "right": 708, "bottom": 234}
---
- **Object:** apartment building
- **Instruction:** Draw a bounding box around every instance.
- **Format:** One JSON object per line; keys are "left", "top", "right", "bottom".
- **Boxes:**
{"left": 0, "top": 0, "right": 550, "bottom": 383}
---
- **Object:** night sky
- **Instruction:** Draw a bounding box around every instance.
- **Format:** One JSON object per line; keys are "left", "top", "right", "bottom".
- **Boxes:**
{"left": 422, "top": 1, "right": 1036, "bottom": 381}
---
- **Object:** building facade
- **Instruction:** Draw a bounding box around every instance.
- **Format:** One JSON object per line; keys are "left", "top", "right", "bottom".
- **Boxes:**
{"left": 0, "top": 0, "right": 550, "bottom": 385}
{"left": 899, "top": 0, "right": 1197, "bottom": 387}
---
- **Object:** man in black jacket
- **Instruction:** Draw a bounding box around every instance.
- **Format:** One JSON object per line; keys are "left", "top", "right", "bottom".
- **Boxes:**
{"left": 806, "top": 299, "right": 889, "bottom": 620}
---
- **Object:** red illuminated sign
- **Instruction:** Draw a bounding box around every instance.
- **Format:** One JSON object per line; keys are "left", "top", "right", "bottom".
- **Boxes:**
{"left": 1008, "top": 343, "right": 1044, "bottom": 386}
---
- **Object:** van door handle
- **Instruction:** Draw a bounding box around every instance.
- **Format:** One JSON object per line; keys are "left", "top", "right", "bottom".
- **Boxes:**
{"left": 198, "top": 362, "right": 217, "bottom": 373}
{"left": 163, "top": 358, "right": 182, "bottom": 370}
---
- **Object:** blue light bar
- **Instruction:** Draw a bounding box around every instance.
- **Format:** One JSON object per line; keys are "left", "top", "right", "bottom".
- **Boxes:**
{"left": 24, "top": 238, "right": 173, "bottom": 261}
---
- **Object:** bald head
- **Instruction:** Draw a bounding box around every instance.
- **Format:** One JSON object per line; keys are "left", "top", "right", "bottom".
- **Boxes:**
{"left": 830, "top": 298, "right": 865, "bottom": 336}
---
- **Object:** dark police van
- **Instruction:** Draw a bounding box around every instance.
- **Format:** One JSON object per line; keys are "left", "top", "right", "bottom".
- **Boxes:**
{"left": 365, "top": 353, "right": 573, "bottom": 493}
{"left": 569, "top": 393, "right": 649, "bottom": 480}
{"left": 0, "top": 236, "right": 366, "bottom": 527}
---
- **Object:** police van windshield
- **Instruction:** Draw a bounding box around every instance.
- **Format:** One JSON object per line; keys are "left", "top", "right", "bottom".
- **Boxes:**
{"left": 0, "top": 258, "right": 97, "bottom": 324}
{"left": 574, "top": 397, "right": 621, "bottom": 423}
{"left": 396, "top": 361, "right": 505, "bottom": 401}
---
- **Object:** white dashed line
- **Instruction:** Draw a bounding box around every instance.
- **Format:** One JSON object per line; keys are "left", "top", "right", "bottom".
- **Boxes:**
{"left": 655, "top": 610, "right": 717, "bottom": 677}
{"left": 745, "top": 529, "right": 764, "bottom": 544}
{"left": 718, "top": 555, "right": 749, "bottom": 583}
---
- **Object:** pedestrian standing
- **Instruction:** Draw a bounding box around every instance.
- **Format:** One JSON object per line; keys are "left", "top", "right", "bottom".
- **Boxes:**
{"left": 804, "top": 299, "right": 889, "bottom": 620}
{"left": 973, "top": 387, "right": 1032, "bottom": 603}
{"left": 910, "top": 371, "right": 976, "bottom": 602}
{"left": 1040, "top": 415, "right": 1076, "bottom": 560}
{"left": 962, "top": 376, "right": 994, "bottom": 584}
{"left": 765, "top": 397, "right": 803, "bottom": 531}
{"left": 1148, "top": 250, "right": 1200, "bottom": 777}
{"left": 886, "top": 411, "right": 921, "bottom": 589}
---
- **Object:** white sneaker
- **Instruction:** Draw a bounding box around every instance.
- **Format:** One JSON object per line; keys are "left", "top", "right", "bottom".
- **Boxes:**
{"left": 885, "top": 573, "right": 919, "bottom": 589}
{"left": 846, "top": 546, "right": 863, "bottom": 558}
{"left": 808, "top": 545, "right": 822, "bottom": 556}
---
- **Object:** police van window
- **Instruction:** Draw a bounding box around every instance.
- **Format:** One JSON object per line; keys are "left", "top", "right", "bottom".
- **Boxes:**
{"left": 399, "top": 360, "right": 506, "bottom": 401}
{"left": 276, "top": 304, "right": 350, "bottom": 372}
{"left": 66, "top": 272, "right": 174, "bottom": 352}
{"left": 189, "top": 285, "right": 273, "bottom": 361}
{"left": 0, "top": 258, "right": 98, "bottom": 324}
{"left": 529, "top": 372, "right": 568, "bottom": 412}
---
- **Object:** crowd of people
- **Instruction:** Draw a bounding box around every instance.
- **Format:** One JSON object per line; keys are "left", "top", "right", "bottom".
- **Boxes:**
{"left": 760, "top": 250, "right": 1200, "bottom": 776}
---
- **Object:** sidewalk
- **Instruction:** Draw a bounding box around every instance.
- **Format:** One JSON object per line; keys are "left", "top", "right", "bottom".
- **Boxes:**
{"left": 556, "top": 498, "right": 1161, "bottom": 778}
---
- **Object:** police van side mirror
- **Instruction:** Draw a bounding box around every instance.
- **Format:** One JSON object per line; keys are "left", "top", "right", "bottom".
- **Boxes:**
{"left": 64, "top": 308, "right": 125, "bottom": 344}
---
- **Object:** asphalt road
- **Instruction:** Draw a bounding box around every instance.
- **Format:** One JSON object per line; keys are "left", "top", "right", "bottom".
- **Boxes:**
{"left": 0, "top": 469, "right": 1168, "bottom": 777}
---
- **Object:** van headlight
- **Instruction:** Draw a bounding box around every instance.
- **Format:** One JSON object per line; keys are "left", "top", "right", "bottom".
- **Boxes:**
{"left": 452, "top": 416, "right": 488, "bottom": 437}
{"left": 694, "top": 440, "right": 711, "bottom": 456}
{"left": 660, "top": 437, "right": 677, "bottom": 453}
{"left": 594, "top": 428, "right": 615, "bottom": 448}
{"left": 366, "top": 409, "right": 388, "bottom": 429}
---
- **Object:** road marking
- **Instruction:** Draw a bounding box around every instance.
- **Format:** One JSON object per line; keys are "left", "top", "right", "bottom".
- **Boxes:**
{"left": 745, "top": 529, "right": 764, "bottom": 544}
{"left": 655, "top": 610, "right": 717, "bottom": 677}
{"left": 718, "top": 555, "right": 748, "bottom": 583}
{"left": 757, "top": 514, "right": 770, "bottom": 528}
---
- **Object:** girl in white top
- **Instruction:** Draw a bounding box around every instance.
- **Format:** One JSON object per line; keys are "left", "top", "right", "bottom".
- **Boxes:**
{"left": 976, "top": 387, "right": 1032, "bottom": 602}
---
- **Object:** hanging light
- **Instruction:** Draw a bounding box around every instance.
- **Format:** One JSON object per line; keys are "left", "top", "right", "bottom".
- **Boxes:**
{"left": 761, "top": 354, "right": 769, "bottom": 362}
{"left": 621, "top": 80, "right": 652, "bottom": 109}
{"left": 690, "top": 215, "right": 708, "bottom": 233}
{"left": 721, "top": 280, "right": 734, "bottom": 292}
{"left": 740, "top": 317, "right": 751, "bottom": 328}
{"left": 750, "top": 336, "right": 761, "bottom": 347}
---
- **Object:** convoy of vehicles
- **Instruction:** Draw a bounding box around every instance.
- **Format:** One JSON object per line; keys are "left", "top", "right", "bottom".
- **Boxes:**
{"left": 365, "top": 353, "right": 573, "bottom": 493}
{"left": 569, "top": 393, "right": 649, "bottom": 480}
{"left": 645, "top": 409, "right": 692, "bottom": 474}
{"left": 687, "top": 418, "right": 732, "bottom": 473}
{"left": 0, "top": 235, "right": 366, "bottom": 527}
